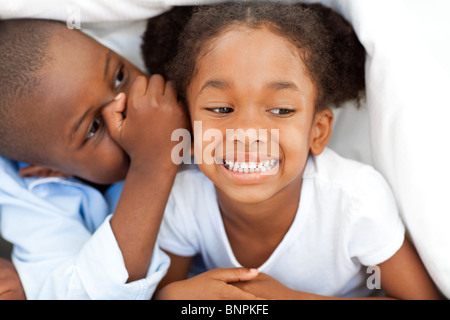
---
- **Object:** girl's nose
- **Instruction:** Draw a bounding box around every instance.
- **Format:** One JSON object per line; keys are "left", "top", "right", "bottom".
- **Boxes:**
{"left": 226, "top": 128, "right": 261, "bottom": 146}
{"left": 225, "top": 107, "right": 268, "bottom": 144}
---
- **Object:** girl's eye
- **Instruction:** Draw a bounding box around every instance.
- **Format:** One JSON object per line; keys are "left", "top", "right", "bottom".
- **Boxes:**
{"left": 207, "top": 107, "right": 234, "bottom": 114}
{"left": 268, "top": 108, "right": 295, "bottom": 116}
{"left": 86, "top": 118, "right": 103, "bottom": 140}
{"left": 114, "top": 65, "right": 125, "bottom": 89}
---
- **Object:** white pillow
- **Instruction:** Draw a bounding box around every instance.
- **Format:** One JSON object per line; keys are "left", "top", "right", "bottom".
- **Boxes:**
{"left": 317, "top": 0, "right": 450, "bottom": 297}
{"left": 2, "top": 0, "right": 450, "bottom": 297}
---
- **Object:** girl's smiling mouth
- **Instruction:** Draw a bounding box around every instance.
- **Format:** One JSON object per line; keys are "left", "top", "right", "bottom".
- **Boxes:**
{"left": 217, "top": 152, "right": 281, "bottom": 183}
{"left": 223, "top": 158, "right": 279, "bottom": 173}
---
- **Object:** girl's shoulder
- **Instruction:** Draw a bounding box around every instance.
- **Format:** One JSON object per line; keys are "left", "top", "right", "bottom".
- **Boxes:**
{"left": 305, "top": 148, "right": 384, "bottom": 192}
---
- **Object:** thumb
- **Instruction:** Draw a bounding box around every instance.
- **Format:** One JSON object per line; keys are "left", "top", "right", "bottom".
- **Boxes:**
{"left": 102, "top": 92, "right": 127, "bottom": 141}
{"left": 212, "top": 268, "right": 259, "bottom": 284}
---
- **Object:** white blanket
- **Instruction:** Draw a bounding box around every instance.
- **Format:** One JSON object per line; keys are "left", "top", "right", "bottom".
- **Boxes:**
{"left": 318, "top": 0, "right": 450, "bottom": 298}
{"left": 1, "top": 0, "right": 450, "bottom": 297}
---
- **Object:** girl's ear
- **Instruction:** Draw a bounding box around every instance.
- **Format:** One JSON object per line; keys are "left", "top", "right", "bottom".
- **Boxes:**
{"left": 309, "top": 109, "right": 334, "bottom": 156}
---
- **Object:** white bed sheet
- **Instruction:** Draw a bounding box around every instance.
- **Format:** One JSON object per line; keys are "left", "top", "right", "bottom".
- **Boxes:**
{"left": 1, "top": 0, "right": 449, "bottom": 297}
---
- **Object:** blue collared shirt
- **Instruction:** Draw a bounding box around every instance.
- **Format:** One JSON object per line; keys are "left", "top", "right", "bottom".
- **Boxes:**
{"left": 0, "top": 156, "right": 169, "bottom": 299}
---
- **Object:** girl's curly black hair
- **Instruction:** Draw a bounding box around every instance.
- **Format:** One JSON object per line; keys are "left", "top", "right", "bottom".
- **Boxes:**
{"left": 142, "top": 1, "right": 366, "bottom": 111}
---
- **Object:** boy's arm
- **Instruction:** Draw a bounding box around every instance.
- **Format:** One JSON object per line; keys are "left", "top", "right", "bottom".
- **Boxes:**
{"left": 233, "top": 238, "right": 440, "bottom": 300}
{"left": 103, "top": 75, "right": 189, "bottom": 282}
{"left": 109, "top": 162, "right": 177, "bottom": 282}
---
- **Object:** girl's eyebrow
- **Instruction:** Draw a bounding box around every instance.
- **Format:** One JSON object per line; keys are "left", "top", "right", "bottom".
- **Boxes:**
{"left": 199, "top": 79, "right": 304, "bottom": 95}
{"left": 199, "top": 79, "right": 232, "bottom": 94}
{"left": 265, "top": 81, "right": 301, "bottom": 92}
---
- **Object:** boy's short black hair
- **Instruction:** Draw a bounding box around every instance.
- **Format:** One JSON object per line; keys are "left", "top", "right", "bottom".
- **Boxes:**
{"left": 0, "top": 19, "right": 62, "bottom": 163}
{"left": 142, "top": 2, "right": 366, "bottom": 111}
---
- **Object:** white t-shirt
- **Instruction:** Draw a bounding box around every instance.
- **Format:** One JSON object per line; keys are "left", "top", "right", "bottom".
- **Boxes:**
{"left": 158, "top": 148, "right": 405, "bottom": 297}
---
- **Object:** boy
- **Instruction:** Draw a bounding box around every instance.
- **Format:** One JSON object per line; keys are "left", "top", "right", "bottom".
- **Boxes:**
{"left": 0, "top": 18, "right": 187, "bottom": 299}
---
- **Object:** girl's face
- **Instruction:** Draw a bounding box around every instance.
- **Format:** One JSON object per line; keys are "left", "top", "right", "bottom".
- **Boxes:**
{"left": 187, "top": 26, "right": 333, "bottom": 205}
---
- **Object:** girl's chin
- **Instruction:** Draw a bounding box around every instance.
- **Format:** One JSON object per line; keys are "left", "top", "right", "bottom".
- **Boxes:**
{"left": 215, "top": 183, "right": 278, "bottom": 206}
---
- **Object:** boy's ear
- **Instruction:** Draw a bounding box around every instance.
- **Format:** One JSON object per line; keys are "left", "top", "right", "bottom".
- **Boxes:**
{"left": 309, "top": 109, "right": 334, "bottom": 156}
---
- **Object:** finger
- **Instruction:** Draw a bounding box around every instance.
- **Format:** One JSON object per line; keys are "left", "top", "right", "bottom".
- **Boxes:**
{"left": 223, "top": 285, "right": 266, "bottom": 300}
{"left": 211, "top": 268, "right": 259, "bottom": 283}
{"left": 164, "top": 80, "right": 178, "bottom": 98}
{"left": 18, "top": 165, "right": 45, "bottom": 178}
{"left": 129, "top": 75, "right": 149, "bottom": 98}
{"left": 147, "top": 74, "right": 166, "bottom": 98}
{"left": 102, "top": 92, "right": 127, "bottom": 141}
{"left": 18, "top": 165, "right": 70, "bottom": 178}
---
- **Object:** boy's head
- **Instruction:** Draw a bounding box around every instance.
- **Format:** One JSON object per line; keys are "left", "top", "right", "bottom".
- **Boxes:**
{"left": 0, "top": 19, "right": 145, "bottom": 184}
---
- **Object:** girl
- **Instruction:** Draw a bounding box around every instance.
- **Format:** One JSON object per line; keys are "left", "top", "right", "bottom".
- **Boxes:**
{"left": 145, "top": 2, "right": 439, "bottom": 299}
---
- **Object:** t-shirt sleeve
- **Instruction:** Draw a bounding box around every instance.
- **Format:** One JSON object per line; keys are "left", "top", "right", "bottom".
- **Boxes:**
{"left": 346, "top": 167, "right": 406, "bottom": 266}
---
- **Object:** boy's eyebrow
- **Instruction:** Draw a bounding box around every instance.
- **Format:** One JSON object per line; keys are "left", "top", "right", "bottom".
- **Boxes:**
{"left": 70, "top": 106, "right": 94, "bottom": 142}
{"left": 104, "top": 50, "right": 112, "bottom": 79}
{"left": 70, "top": 98, "right": 114, "bottom": 144}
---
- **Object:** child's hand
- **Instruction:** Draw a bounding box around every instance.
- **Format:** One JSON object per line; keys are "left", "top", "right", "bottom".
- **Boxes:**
{"left": 154, "top": 268, "right": 264, "bottom": 300}
{"left": 102, "top": 75, "right": 189, "bottom": 282}
{"left": 18, "top": 165, "right": 72, "bottom": 179}
{"left": 232, "top": 272, "right": 303, "bottom": 300}
{"left": 0, "top": 259, "right": 26, "bottom": 300}
{"left": 103, "top": 75, "right": 189, "bottom": 170}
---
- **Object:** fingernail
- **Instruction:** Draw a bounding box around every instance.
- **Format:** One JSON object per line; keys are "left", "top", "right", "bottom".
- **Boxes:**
{"left": 249, "top": 268, "right": 258, "bottom": 273}
{"left": 114, "top": 92, "right": 124, "bottom": 100}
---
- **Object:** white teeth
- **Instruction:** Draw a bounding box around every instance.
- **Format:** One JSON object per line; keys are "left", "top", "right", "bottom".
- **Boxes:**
{"left": 223, "top": 159, "right": 278, "bottom": 173}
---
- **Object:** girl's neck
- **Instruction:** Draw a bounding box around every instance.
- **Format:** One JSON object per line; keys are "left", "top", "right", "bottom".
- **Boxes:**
{"left": 215, "top": 174, "right": 303, "bottom": 267}
{"left": 217, "top": 172, "right": 302, "bottom": 221}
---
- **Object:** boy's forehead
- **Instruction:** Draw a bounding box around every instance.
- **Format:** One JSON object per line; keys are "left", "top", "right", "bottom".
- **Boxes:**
{"left": 45, "top": 28, "right": 110, "bottom": 89}
{"left": 37, "top": 30, "right": 110, "bottom": 125}
{"left": 50, "top": 27, "right": 107, "bottom": 54}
